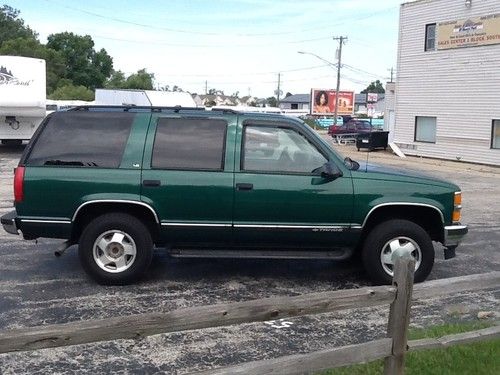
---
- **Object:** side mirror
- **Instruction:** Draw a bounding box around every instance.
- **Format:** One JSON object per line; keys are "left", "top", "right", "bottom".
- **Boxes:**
{"left": 312, "top": 162, "right": 343, "bottom": 180}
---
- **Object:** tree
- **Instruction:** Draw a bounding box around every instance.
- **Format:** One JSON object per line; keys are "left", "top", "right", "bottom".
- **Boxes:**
{"left": 47, "top": 32, "right": 113, "bottom": 90}
{"left": 124, "top": 69, "right": 154, "bottom": 90}
{"left": 0, "top": 6, "right": 37, "bottom": 47}
{"left": 0, "top": 37, "right": 66, "bottom": 94}
{"left": 49, "top": 83, "right": 94, "bottom": 101}
{"left": 105, "top": 70, "right": 126, "bottom": 89}
{"left": 208, "top": 88, "right": 224, "bottom": 95}
{"left": 361, "top": 80, "right": 385, "bottom": 94}
{"left": 266, "top": 97, "right": 278, "bottom": 107}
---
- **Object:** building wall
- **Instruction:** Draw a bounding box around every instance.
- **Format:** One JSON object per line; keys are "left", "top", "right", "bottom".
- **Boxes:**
{"left": 395, "top": 0, "right": 500, "bottom": 165}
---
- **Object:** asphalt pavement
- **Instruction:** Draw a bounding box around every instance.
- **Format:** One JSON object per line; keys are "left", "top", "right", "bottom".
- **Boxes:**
{"left": 0, "top": 140, "right": 498, "bottom": 374}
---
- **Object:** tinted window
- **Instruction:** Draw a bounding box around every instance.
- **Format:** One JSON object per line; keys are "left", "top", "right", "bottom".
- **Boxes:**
{"left": 152, "top": 118, "right": 227, "bottom": 170}
{"left": 27, "top": 112, "right": 134, "bottom": 168}
{"left": 242, "top": 125, "right": 327, "bottom": 174}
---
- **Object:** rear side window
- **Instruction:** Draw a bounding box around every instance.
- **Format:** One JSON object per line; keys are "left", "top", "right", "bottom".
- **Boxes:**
{"left": 152, "top": 118, "right": 227, "bottom": 170}
{"left": 26, "top": 112, "right": 134, "bottom": 168}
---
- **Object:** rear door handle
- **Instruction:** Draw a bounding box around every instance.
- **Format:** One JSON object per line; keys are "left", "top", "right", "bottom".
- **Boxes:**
{"left": 236, "top": 183, "right": 253, "bottom": 191}
{"left": 143, "top": 179, "right": 161, "bottom": 187}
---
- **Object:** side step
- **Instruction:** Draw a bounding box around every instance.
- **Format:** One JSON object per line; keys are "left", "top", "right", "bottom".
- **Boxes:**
{"left": 166, "top": 248, "right": 352, "bottom": 260}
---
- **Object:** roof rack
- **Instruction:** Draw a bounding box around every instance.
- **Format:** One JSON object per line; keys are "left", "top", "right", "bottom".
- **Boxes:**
{"left": 68, "top": 105, "right": 206, "bottom": 113}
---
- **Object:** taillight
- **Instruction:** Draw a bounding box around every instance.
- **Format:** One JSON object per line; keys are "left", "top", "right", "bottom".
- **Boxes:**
{"left": 14, "top": 166, "right": 25, "bottom": 203}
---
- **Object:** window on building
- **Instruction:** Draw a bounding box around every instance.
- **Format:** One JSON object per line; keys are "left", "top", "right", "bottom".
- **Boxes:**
{"left": 415, "top": 116, "right": 437, "bottom": 143}
{"left": 492, "top": 120, "right": 500, "bottom": 149}
{"left": 152, "top": 118, "right": 227, "bottom": 170}
{"left": 291, "top": 103, "right": 298, "bottom": 110}
{"left": 425, "top": 23, "right": 436, "bottom": 51}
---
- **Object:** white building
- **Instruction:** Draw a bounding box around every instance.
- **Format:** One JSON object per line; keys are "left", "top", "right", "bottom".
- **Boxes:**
{"left": 394, "top": 0, "right": 500, "bottom": 165}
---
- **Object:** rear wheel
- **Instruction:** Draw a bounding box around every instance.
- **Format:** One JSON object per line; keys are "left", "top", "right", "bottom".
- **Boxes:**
{"left": 362, "top": 219, "right": 434, "bottom": 285}
{"left": 79, "top": 213, "right": 153, "bottom": 285}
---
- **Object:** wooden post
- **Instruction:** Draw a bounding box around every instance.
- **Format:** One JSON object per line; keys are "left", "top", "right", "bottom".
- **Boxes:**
{"left": 384, "top": 251, "right": 415, "bottom": 375}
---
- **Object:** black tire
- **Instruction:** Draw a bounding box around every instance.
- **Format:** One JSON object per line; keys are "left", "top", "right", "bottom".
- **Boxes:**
{"left": 78, "top": 213, "right": 153, "bottom": 285}
{"left": 361, "top": 219, "right": 434, "bottom": 285}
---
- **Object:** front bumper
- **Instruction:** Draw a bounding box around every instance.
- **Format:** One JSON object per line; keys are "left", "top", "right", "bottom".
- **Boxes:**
{"left": 444, "top": 224, "right": 468, "bottom": 247}
{"left": 1, "top": 210, "right": 19, "bottom": 235}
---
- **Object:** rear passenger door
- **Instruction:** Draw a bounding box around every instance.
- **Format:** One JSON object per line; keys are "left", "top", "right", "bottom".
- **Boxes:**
{"left": 140, "top": 114, "right": 236, "bottom": 246}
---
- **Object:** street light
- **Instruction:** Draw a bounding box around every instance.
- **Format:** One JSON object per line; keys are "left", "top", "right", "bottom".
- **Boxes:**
{"left": 298, "top": 44, "right": 344, "bottom": 125}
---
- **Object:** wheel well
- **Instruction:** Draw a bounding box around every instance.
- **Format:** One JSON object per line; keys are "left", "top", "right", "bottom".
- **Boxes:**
{"left": 71, "top": 203, "right": 160, "bottom": 244}
{"left": 357, "top": 205, "right": 444, "bottom": 251}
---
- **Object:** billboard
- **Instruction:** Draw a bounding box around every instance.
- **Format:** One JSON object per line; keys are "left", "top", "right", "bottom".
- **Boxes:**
{"left": 437, "top": 13, "right": 500, "bottom": 50}
{"left": 311, "top": 89, "right": 354, "bottom": 116}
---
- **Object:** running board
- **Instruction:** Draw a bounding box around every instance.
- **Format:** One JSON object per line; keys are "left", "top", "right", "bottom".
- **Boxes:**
{"left": 167, "top": 248, "right": 352, "bottom": 260}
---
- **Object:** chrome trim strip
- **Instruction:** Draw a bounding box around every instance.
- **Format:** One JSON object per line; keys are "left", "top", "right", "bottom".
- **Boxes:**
{"left": 234, "top": 224, "right": 350, "bottom": 229}
{"left": 161, "top": 222, "right": 232, "bottom": 227}
{"left": 21, "top": 219, "right": 71, "bottom": 224}
{"left": 361, "top": 202, "right": 444, "bottom": 228}
{"left": 72, "top": 200, "right": 159, "bottom": 223}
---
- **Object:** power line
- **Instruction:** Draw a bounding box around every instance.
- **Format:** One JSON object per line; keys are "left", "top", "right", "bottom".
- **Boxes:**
{"left": 43, "top": 0, "right": 398, "bottom": 38}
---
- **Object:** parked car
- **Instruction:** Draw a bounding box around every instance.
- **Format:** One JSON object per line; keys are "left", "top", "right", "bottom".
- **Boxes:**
{"left": 328, "top": 118, "right": 373, "bottom": 136}
{"left": 1, "top": 106, "right": 467, "bottom": 285}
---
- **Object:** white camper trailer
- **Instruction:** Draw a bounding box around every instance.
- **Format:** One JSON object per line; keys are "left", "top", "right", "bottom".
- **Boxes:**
{"left": 95, "top": 89, "right": 197, "bottom": 107}
{"left": 0, "top": 56, "right": 46, "bottom": 144}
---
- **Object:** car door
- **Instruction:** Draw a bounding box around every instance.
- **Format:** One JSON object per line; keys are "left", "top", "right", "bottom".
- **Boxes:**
{"left": 140, "top": 113, "right": 236, "bottom": 246}
{"left": 233, "top": 118, "right": 354, "bottom": 248}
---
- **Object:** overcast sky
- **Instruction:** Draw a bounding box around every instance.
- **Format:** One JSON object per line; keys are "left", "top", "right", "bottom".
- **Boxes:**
{"left": 9, "top": 0, "right": 403, "bottom": 97}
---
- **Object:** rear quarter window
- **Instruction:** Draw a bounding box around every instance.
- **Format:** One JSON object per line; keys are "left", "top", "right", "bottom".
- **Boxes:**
{"left": 26, "top": 112, "right": 134, "bottom": 168}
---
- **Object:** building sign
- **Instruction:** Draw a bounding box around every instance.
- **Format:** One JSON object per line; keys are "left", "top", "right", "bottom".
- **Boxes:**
{"left": 367, "top": 93, "right": 378, "bottom": 103}
{"left": 437, "top": 13, "right": 500, "bottom": 50}
{"left": 310, "top": 89, "right": 354, "bottom": 116}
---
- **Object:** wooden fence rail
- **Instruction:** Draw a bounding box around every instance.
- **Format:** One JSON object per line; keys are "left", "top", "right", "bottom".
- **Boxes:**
{"left": 0, "top": 261, "right": 498, "bottom": 374}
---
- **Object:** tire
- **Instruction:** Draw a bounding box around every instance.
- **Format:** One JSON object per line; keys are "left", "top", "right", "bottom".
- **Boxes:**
{"left": 361, "top": 219, "right": 434, "bottom": 285}
{"left": 78, "top": 213, "right": 153, "bottom": 285}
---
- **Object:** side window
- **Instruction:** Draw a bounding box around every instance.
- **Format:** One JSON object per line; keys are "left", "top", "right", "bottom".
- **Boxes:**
{"left": 415, "top": 116, "right": 437, "bottom": 143}
{"left": 152, "top": 118, "right": 227, "bottom": 170}
{"left": 425, "top": 23, "right": 436, "bottom": 51}
{"left": 242, "top": 125, "right": 328, "bottom": 174}
{"left": 26, "top": 112, "right": 134, "bottom": 168}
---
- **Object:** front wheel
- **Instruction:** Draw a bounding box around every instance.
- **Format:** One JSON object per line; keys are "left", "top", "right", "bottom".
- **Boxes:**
{"left": 79, "top": 213, "right": 153, "bottom": 285}
{"left": 362, "top": 219, "right": 434, "bottom": 285}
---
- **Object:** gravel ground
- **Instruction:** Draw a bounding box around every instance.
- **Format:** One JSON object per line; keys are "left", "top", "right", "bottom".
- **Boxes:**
{"left": 0, "top": 139, "right": 498, "bottom": 374}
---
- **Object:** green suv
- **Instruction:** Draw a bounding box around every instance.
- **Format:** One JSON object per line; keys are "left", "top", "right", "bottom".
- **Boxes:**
{"left": 1, "top": 106, "right": 468, "bottom": 285}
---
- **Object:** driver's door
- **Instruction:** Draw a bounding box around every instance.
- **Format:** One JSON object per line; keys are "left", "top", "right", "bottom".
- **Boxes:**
{"left": 233, "top": 121, "right": 354, "bottom": 248}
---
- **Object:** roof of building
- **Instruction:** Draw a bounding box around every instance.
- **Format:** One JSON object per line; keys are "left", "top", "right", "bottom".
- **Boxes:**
{"left": 280, "top": 94, "right": 310, "bottom": 103}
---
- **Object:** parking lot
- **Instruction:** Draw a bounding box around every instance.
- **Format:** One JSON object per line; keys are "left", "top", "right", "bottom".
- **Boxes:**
{"left": 0, "top": 139, "right": 499, "bottom": 373}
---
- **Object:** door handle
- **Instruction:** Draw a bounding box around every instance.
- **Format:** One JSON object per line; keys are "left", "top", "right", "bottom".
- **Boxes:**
{"left": 143, "top": 179, "right": 161, "bottom": 187}
{"left": 236, "top": 183, "right": 253, "bottom": 191}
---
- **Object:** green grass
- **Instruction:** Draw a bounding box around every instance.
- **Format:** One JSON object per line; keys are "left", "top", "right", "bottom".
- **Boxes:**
{"left": 320, "top": 321, "right": 499, "bottom": 375}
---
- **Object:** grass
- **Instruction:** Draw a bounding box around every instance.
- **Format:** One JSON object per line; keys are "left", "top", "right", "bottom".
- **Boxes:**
{"left": 320, "top": 321, "right": 499, "bottom": 375}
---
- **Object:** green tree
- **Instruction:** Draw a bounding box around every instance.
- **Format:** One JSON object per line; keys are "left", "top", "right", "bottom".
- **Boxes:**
{"left": 49, "top": 83, "right": 94, "bottom": 101}
{"left": 105, "top": 70, "right": 127, "bottom": 89}
{"left": 361, "top": 80, "right": 385, "bottom": 94}
{"left": 266, "top": 97, "right": 278, "bottom": 107}
{"left": 0, "top": 37, "right": 65, "bottom": 94}
{"left": 46, "top": 32, "right": 113, "bottom": 90}
{"left": 124, "top": 68, "right": 154, "bottom": 90}
{"left": 0, "top": 5, "right": 37, "bottom": 47}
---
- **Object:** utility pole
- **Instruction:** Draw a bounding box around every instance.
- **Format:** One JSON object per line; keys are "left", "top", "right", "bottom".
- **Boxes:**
{"left": 388, "top": 67, "right": 394, "bottom": 83}
{"left": 205, "top": 80, "right": 208, "bottom": 95}
{"left": 277, "top": 73, "right": 281, "bottom": 104}
{"left": 333, "top": 36, "right": 347, "bottom": 125}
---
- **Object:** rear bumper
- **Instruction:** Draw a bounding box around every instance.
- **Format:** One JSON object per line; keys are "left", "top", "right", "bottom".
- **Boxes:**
{"left": 444, "top": 224, "right": 468, "bottom": 247}
{"left": 1, "top": 210, "right": 19, "bottom": 235}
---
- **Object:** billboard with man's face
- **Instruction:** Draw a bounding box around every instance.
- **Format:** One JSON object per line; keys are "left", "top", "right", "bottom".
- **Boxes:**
{"left": 310, "top": 89, "right": 354, "bottom": 116}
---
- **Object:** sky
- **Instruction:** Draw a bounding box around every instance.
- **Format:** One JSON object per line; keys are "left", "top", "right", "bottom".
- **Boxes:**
{"left": 7, "top": 0, "right": 404, "bottom": 97}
